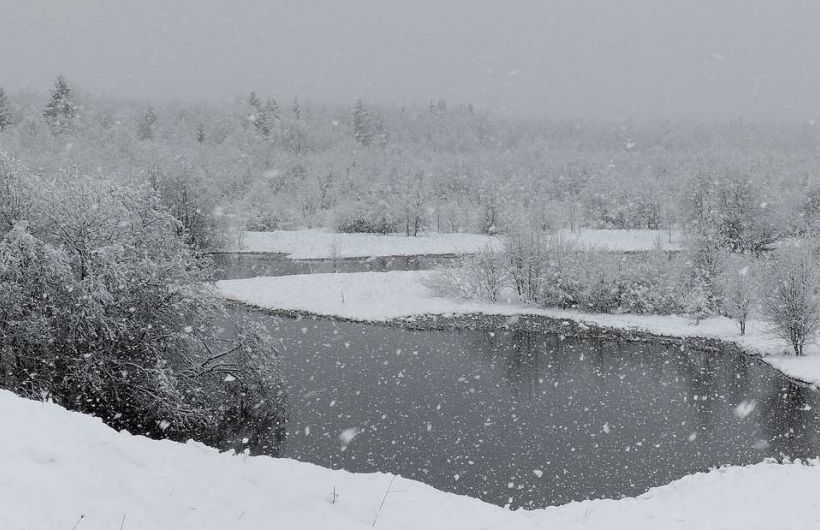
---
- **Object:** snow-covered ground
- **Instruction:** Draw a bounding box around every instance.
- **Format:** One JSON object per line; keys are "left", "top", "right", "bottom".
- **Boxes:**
{"left": 3, "top": 388, "right": 820, "bottom": 530}
{"left": 228, "top": 228, "right": 681, "bottom": 258}
{"left": 554, "top": 228, "right": 683, "bottom": 252}
{"left": 218, "top": 270, "right": 820, "bottom": 387}
{"left": 231, "top": 229, "right": 503, "bottom": 258}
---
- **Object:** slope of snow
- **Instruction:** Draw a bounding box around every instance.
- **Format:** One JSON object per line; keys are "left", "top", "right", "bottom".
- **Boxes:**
{"left": 3, "top": 389, "right": 820, "bottom": 530}
{"left": 232, "top": 229, "right": 502, "bottom": 258}
{"left": 554, "top": 228, "right": 683, "bottom": 252}
{"left": 217, "top": 270, "right": 820, "bottom": 387}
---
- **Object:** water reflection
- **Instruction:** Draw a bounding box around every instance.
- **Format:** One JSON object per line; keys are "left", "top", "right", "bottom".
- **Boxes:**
{"left": 229, "top": 310, "right": 820, "bottom": 509}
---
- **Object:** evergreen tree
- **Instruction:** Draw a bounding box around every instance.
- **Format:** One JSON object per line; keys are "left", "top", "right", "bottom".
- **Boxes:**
{"left": 136, "top": 105, "right": 158, "bottom": 141}
{"left": 352, "top": 98, "right": 373, "bottom": 146}
{"left": 43, "top": 75, "right": 77, "bottom": 135}
{"left": 248, "top": 91, "right": 261, "bottom": 109}
{"left": 255, "top": 98, "right": 279, "bottom": 137}
{"left": 246, "top": 91, "right": 261, "bottom": 129}
{"left": 195, "top": 122, "right": 207, "bottom": 144}
{"left": 291, "top": 97, "right": 301, "bottom": 120}
{"left": 248, "top": 95, "right": 278, "bottom": 137}
{"left": 0, "top": 87, "right": 11, "bottom": 131}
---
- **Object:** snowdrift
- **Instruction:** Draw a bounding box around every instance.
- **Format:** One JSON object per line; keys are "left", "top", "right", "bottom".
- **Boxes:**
{"left": 3, "top": 390, "right": 820, "bottom": 529}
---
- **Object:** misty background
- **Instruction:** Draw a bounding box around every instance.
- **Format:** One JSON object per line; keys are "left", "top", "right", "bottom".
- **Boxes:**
{"left": 4, "top": 0, "right": 820, "bottom": 120}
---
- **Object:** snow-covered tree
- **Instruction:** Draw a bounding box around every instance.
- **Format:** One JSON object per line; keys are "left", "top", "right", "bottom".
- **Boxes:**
{"left": 722, "top": 254, "right": 755, "bottom": 335}
{"left": 136, "top": 105, "right": 158, "bottom": 141}
{"left": 761, "top": 245, "right": 819, "bottom": 356}
{"left": 195, "top": 122, "right": 207, "bottom": 144}
{"left": 291, "top": 97, "right": 301, "bottom": 120}
{"left": 43, "top": 75, "right": 77, "bottom": 135}
{"left": 0, "top": 87, "right": 12, "bottom": 131}
{"left": 0, "top": 156, "right": 32, "bottom": 234}
{"left": 352, "top": 98, "right": 374, "bottom": 146}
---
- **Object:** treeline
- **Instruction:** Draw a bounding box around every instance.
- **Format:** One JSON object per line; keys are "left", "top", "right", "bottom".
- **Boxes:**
{"left": 2, "top": 77, "right": 820, "bottom": 244}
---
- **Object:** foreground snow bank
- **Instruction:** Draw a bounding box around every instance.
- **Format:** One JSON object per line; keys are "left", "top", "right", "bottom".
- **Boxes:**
{"left": 3, "top": 390, "right": 820, "bottom": 530}
{"left": 232, "top": 229, "right": 502, "bottom": 258}
{"left": 218, "top": 270, "right": 820, "bottom": 387}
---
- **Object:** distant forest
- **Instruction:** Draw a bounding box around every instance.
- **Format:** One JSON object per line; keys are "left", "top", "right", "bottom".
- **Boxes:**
{"left": 2, "top": 77, "right": 819, "bottom": 249}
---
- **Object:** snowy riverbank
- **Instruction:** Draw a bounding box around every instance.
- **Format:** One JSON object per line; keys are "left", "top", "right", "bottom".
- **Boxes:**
{"left": 217, "top": 270, "right": 820, "bottom": 387}
{"left": 554, "top": 228, "right": 683, "bottom": 252}
{"left": 3, "top": 389, "right": 820, "bottom": 530}
{"left": 227, "top": 228, "right": 681, "bottom": 258}
{"left": 230, "top": 229, "right": 503, "bottom": 258}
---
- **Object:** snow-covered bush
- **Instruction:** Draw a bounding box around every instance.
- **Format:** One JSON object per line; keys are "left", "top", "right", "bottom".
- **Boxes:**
{"left": 505, "top": 227, "right": 548, "bottom": 303}
{"left": 148, "top": 161, "right": 224, "bottom": 252}
{"left": 0, "top": 156, "right": 33, "bottom": 235}
{"left": 426, "top": 245, "right": 509, "bottom": 302}
{"left": 533, "top": 243, "right": 687, "bottom": 315}
{"left": 0, "top": 176, "right": 286, "bottom": 451}
{"left": 334, "top": 199, "right": 397, "bottom": 234}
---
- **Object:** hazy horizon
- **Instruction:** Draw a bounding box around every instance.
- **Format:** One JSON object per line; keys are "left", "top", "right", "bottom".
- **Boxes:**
{"left": 5, "top": 0, "right": 820, "bottom": 121}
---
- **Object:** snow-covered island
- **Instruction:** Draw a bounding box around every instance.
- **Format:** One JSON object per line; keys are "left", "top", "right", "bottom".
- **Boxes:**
{"left": 218, "top": 270, "right": 820, "bottom": 388}
{"left": 4, "top": 389, "right": 820, "bottom": 530}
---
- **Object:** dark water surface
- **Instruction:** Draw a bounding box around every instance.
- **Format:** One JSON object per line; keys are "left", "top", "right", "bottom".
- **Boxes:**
{"left": 235, "top": 308, "right": 820, "bottom": 509}
{"left": 220, "top": 252, "right": 820, "bottom": 509}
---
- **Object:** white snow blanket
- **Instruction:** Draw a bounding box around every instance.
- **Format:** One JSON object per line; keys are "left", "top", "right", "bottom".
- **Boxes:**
{"left": 2, "top": 390, "right": 819, "bottom": 530}
{"left": 555, "top": 228, "right": 683, "bottom": 252}
{"left": 229, "top": 228, "right": 680, "bottom": 258}
{"left": 232, "top": 229, "right": 502, "bottom": 258}
{"left": 218, "top": 270, "right": 820, "bottom": 387}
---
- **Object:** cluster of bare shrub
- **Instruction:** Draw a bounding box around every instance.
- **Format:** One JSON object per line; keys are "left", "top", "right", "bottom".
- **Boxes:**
{"left": 429, "top": 226, "right": 820, "bottom": 356}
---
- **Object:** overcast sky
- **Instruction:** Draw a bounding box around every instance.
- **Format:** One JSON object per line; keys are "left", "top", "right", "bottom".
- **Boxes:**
{"left": 4, "top": 0, "right": 820, "bottom": 120}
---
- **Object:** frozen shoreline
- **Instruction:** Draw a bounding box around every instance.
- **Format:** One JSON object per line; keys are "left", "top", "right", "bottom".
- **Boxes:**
{"left": 227, "top": 228, "right": 681, "bottom": 258}
{"left": 217, "top": 270, "right": 820, "bottom": 387}
{"left": 4, "top": 388, "right": 820, "bottom": 530}
{"left": 230, "top": 229, "right": 503, "bottom": 258}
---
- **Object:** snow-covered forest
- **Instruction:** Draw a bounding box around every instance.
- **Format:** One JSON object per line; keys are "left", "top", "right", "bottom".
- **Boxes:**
{"left": 4, "top": 78, "right": 820, "bottom": 241}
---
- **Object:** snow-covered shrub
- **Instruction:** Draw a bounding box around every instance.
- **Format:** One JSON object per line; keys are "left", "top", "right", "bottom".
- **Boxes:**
{"left": 505, "top": 227, "right": 548, "bottom": 303}
{"left": 148, "top": 161, "right": 224, "bottom": 251}
{"left": 0, "top": 177, "right": 286, "bottom": 451}
{"left": 334, "top": 199, "right": 396, "bottom": 234}
{"left": 0, "top": 155, "right": 33, "bottom": 235}
{"left": 760, "top": 245, "right": 819, "bottom": 356}
{"left": 426, "top": 245, "right": 509, "bottom": 302}
{"left": 584, "top": 274, "right": 621, "bottom": 313}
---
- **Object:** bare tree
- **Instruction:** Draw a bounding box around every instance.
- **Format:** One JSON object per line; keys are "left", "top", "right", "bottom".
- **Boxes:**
{"left": 761, "top": 246, "right": 819, "bottom": 355}
{"left": 722, "top": 254, "right": 755, "bottom": 335}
